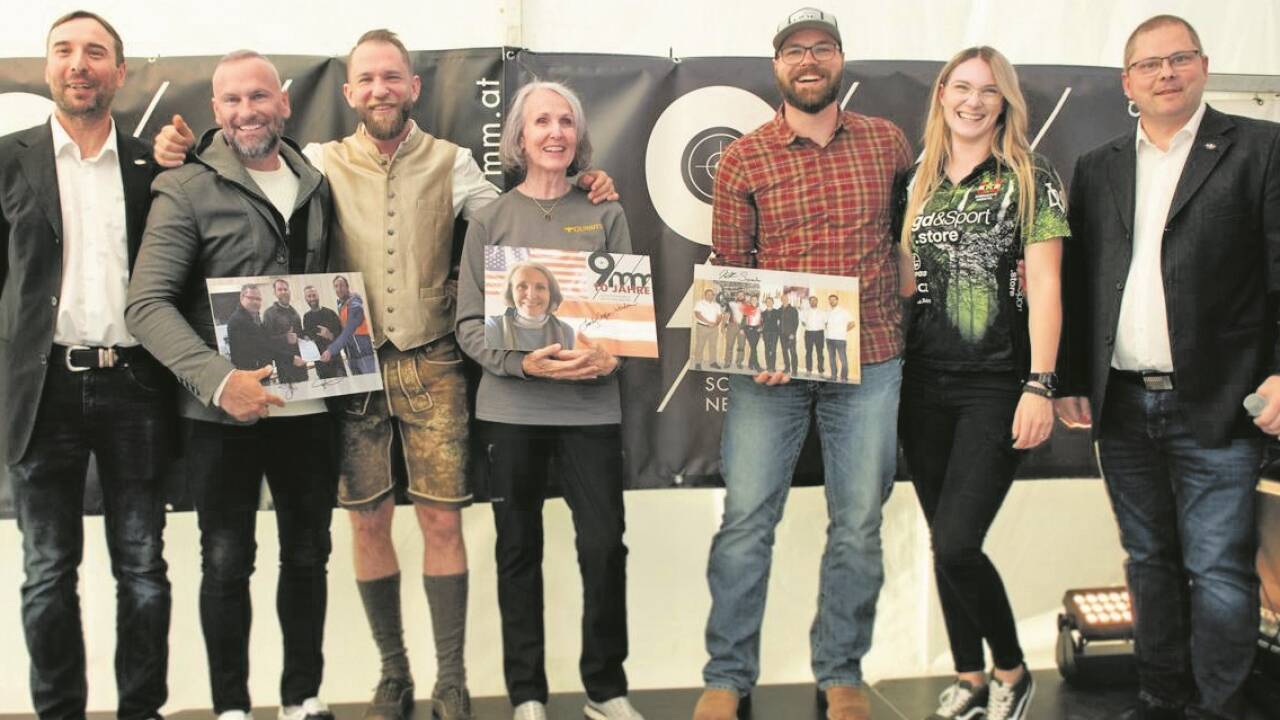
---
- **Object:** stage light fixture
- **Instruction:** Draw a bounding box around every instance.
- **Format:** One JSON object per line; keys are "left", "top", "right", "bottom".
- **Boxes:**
{"left": 1056, "top": 586, "right": 1137, "bottom": 687}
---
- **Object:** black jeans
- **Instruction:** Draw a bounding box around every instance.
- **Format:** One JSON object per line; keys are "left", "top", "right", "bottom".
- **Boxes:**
{"left": 781, "top": 332, "right": 798, "bottom": 375}
{"left": 898, "top": 368, "right": 1025, "bottom": 673}
{"left": 762, "top": 330, "right": 780, "bottom": 372}
{"left": 10, "top": 358, "right": 171, "bottom": 720}
{"left": 743, "top": 327, "right": 761, "bottom": 370}
{"left": 480, "top": 421, "right": 629, "bottom": 706}
{"left": 804, "top": 330, "right": 825, "bottom": 373}
{"left": 184, "top": 414, "right": 336, "bottom": 713}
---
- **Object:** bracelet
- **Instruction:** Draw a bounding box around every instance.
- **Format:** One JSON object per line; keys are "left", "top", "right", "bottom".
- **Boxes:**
{"left": 1022, "top": 382, "right": 1054, "bottom": 399}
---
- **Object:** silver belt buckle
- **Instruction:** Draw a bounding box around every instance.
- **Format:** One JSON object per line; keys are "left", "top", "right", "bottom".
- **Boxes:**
{"left": 1142, "top": 374, "right": 1174, "bottom": 391}
{"left": 63, "top": 345, "right": 117, "bottom": 372}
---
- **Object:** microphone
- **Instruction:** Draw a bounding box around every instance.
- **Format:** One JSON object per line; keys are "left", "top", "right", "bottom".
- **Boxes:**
{"left": 1244, "top": 393, "right": 1268, "bottom": 418}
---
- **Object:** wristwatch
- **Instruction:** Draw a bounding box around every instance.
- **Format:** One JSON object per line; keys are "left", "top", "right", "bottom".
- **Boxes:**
{"left": 1024, "top": 371, "right": 1058, "bottom": 398}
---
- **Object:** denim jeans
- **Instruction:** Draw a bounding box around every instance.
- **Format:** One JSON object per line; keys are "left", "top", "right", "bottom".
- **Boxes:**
{"left": 703, "top": 358, "right": 902, "bottom": 693}
{"left": 10, "top": 359, "right": 171, "bottom": 720}
{"left": 184, "top": 414, "right": 336, "bottom": 713}
{"left": 1096, "top": 375, "right": 1260, "bottom": 720}
{"left": 804, "top": 330, "right": 825, "bottom": 374}
{"left": 899, "top": 368, "right": 1025, "bottom": 673}
{"left": 479, "top": 421, "right": 628, "bottom": 706}
{"left": 826, "top": 339, "right": 849, "bottom": 381}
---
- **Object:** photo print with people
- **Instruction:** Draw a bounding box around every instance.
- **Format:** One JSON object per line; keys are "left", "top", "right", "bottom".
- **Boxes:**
{"left": 690, "top": 264, "right": 860, "bottom": 383}
{"left": 482, "top": 245, "right": 659, "bottom": 357}
{"left": 206, "top": 271, "right": 384, "bottom": 402}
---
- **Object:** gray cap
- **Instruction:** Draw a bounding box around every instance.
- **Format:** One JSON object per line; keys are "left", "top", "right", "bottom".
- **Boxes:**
{"left": 773, "top": 7, "right": 842, "bottom": 51}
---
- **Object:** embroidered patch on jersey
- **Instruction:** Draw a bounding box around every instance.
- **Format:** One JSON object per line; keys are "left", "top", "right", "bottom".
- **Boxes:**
{"left": 973, "top": 177, "right": 1004, "bottom": 202}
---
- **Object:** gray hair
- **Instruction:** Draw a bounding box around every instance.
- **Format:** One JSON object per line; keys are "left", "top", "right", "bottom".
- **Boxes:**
{"left": 498, "top": 80, "right": 593, "bottom": 177}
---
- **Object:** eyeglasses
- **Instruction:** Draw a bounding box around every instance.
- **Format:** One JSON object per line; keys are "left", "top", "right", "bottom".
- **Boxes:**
{"left": 943, "top": 81, "right": 1002, "bottom": 104}
{"left": 1125, "top": 49, "right": 1202, "bottom": 77}
{"left": 777, "top": 42, "right": 840, "bottom": 65}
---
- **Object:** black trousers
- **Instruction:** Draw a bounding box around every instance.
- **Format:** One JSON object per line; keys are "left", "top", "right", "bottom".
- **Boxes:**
{"left": 804, "top": 330, "right": 825, "bottom": 373}
{"left": 184, "top": 414, "right": 336, "bottom": 713}
{"left": 479, "top": 420, "right": 629, "bottom": 706}
{"left": 10, "top": 359, "right": 171, "bottom": 720}
{"left": 762, "top": 330, "right": 780, "bottom": 372}
{"left": 898, "top": 368, "right": 1026, "bottom": 673}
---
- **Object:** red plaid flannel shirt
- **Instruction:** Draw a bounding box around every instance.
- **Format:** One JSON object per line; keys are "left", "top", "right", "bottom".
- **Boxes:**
{"left": 712, "top": 109, "right": 912, "bottom": 364}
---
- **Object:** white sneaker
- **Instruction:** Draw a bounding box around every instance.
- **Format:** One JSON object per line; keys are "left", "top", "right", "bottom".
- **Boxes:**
{"left": 514, "top": 700, "right": 548, "bottom": 720}
{"left": 279, "top": 696, "right": 335, "bottom": 720}
{"left": 585, "top": 696, "right": 645, "bottom": 719}
{"left": 217, "top": 712, "right": 250, "bottom": 720}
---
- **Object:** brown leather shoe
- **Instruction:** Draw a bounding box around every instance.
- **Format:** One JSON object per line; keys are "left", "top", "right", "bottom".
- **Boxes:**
{"left": 825, "top": 685, "right": 871, "bottom": 720}
{"left": 692, "top": 688, "right": 739, "bottom": 720}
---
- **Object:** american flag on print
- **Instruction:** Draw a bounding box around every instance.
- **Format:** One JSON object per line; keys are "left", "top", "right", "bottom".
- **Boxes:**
{"left": 483, "top": 245, "right": 659, "bottom": 358}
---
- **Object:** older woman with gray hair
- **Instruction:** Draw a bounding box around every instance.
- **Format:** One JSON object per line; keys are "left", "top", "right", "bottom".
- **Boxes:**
{"left": 484, "top": 261, "right": 577, "bottom": 351}
{"left": 455, "top": 81, "right": 642, "bottom": 720}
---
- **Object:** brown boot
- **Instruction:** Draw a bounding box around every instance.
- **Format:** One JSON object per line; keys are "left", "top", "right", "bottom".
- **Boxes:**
{"left": 825, "top": 685, "right": 871, "bottom": 720}
{"left": 692, "top": 688, "right": 739, "bottom": 720}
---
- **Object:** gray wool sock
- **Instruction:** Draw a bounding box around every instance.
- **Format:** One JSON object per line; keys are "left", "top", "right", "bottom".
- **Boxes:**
{"left": 357, "top": 573, "right": 412, "bottom": 681}
{"left": 424, "top": 571, "right": 469, "bottom": 691}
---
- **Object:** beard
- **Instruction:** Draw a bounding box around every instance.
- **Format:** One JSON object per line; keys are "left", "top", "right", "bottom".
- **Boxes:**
{"left": 775, "top": 65, "right": 842, "bottom": 114}
{"left": 52, "top": 77, "right": 115, "bottom": 120}
{"left": 226, "top": 114, "right": 285, "bottom": 161}
{"left": 359, "top": 101, "right": 413, "bottom": 141}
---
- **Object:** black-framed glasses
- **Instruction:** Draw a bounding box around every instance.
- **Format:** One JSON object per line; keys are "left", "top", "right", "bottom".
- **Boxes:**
{"left": 777, "top": 42, "right": 840, "bottom": 65}
{"left": 1126, "top": 49, "right": 1202, "bottom": 76}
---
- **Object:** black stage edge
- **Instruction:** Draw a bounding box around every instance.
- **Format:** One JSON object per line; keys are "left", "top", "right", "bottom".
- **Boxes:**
{"left": 16, "top": 671, "right": 1270, "bottom": 719}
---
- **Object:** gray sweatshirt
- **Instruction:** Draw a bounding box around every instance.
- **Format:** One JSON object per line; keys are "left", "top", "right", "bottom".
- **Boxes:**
{"left": 456, "top": 187, "right": 632, "bottom": 425}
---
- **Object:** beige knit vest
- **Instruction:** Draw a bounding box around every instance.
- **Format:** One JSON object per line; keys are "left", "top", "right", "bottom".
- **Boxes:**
{"left": 323, "top": 127, "right": 457, "bottom": 351}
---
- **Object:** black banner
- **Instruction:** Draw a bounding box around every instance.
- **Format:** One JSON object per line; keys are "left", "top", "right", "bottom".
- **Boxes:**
{"left": 0, "top": 49, "right": 1131, "bottom": 513}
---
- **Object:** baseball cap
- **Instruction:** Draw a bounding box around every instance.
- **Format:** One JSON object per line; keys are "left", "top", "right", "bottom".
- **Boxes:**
{"left": 772, "top": 7, "right": 842, "bottom": 51}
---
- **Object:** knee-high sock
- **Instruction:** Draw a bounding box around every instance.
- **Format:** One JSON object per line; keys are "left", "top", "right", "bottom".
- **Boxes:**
{"left": 424, "top": 571, "right": 468, "bottom": 691}
{"left": 357, "top": 573, "right": 411, "bottom": 681}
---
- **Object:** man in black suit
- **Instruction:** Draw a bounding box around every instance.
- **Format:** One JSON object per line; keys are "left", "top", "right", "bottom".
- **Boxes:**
{"left": 1057, "top": 14, "right": 1280, "bottom": 720}
{"left": 226, "top": 284, "right": 273, "bottom": 373}
{"left": 0, "top": 11, "right": 170, "bottom": 720}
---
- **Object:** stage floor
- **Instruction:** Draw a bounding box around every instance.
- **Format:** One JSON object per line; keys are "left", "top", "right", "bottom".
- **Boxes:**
{"left": 27, "top": 670, "right": 1272, "bottom": 719}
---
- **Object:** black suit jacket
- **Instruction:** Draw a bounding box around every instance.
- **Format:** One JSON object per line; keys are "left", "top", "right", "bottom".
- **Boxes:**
{"left": 226, "top": 305, "right": 272, "bottom": 372}
{"left": 0, "top": 122, "right": 159, "bottom": 464}
{"left": 1060, "top": 106, "right": 1280, "bottom": 446}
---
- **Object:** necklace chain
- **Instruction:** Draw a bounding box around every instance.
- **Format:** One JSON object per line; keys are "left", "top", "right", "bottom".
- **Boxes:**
{"left": 526, "top": 193, "right": 562, "bottom": 221}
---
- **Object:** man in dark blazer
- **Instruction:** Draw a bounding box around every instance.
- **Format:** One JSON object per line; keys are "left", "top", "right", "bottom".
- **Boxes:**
{"left": 1057, "top": 14, "right": 1280, "bottom": 720}
{"left": 0, "top": 11, "right": 171, "bottom": 720}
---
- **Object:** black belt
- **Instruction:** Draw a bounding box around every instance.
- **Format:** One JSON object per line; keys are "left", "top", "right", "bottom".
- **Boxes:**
{"left": 53, "top": 343, "right": 147, "bottom": 372}
{"left": 1111, "top": 368, "right": 1175, "bottom": 391}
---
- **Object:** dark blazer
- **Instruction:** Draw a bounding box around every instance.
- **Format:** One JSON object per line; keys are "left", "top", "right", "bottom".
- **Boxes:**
{"left": 226, "top": 305, "right": 272, "bottom": 372}
{"left": 1060, "top": 105, "right": 1280, "bottom": 447}
{"left": 0, "top": 122, "right": 159, "bottom": 465}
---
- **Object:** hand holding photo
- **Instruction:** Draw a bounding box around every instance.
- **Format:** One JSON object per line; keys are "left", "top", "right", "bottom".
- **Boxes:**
{"left": 206, "top": 271, "right": 384, "bottom": 402}
{"left": 690, "top": 264, "right": 860, "bottom": 383}
{"left": 483, "top": 245, "right": 658, "bottom": 357}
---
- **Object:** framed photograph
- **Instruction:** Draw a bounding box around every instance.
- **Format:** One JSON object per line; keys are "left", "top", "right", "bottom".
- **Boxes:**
{"left": 483, "top": 246, "right": 658, "bottom": 358}
{"left": 206, "top": 271, "right": 384, "bottom": 402}
{"left": 690, "top": 265, "right": 860, "bottom": 383}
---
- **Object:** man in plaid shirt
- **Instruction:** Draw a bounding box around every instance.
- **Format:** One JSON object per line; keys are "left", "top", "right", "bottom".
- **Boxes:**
{"left": 694, "top": 8, "right": 912, "bottom": 720}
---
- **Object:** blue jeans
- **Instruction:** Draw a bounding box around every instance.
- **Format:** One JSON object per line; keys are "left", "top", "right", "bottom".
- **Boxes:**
{"left": 703, "top": 358, "right": 902, "bottom": 693}
{"left": 1097, "top": 376, "right": 1260, "bottom": 720}
{"left": 10, "top": 359, "right": 171, "bottom": 720}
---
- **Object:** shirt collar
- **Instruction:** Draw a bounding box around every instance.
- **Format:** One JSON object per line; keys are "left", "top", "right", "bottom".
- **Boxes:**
{"left": 766, "top": 106, "right": 855, "bottom": 148}
{"left": 50, "top": 114, "right": 118, "bottom": 163}
{"left": 1135, "top": 101, "right": 1207, "bottom": 152}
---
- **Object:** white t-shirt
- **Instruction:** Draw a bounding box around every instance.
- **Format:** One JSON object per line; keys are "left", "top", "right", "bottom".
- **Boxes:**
{"left": 246, "top": 164, "right": 300, "bottom": 224}
{"left": 825, "top": 306, "right": 853, "bottom": 341}
{"left": 695, "top": 299, "right": 722, "bottom": 326}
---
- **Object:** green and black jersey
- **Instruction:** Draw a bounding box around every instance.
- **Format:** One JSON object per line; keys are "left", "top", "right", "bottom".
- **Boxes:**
{"left": 901, "top": 153, "right": 1069, "bottom": 373}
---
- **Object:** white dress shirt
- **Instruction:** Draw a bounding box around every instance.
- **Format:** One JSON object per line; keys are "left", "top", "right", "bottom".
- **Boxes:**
{"left": 50, "top": 115, "right": 135, "bottom": 347}
{"left": 801, "top": 306, "right": 828, "bottom": 331}
{"left": 1112, "top": 102, "right": 1207, "bottom": 372}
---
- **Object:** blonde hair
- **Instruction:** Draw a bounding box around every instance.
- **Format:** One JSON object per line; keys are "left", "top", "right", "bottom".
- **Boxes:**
{"left": 900, "top": 46, "right": 1037, "bottom": 252}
